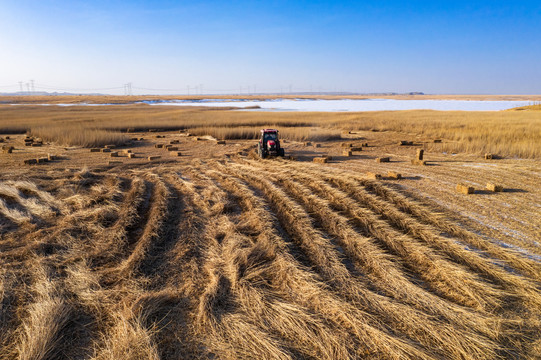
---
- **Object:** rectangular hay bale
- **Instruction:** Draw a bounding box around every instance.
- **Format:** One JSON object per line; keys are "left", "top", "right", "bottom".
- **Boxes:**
{"left": 167, "top": 147, "right": 178, "bottom": 151}
{"left": 101, "top": 148, "right": 111, "bottom": 153}
{"left": 148, "top": 156, "right": 161, "bottom": 161}
{"left": 387, "top": 171, "right": 402, "bottom": 180}
{"left": 110, "top": 152, "right": 119, "bottom": 157}
{"left": 313, "top": 157, "right": 328, "bottom": 163}
{"left": 104, "top": 144, "right": 116, "bottom": 149}
{"left": 155, "top": 144, "right": 164, "bottom": 148}
{"left": 343, "top": 150, "right": 352, "bottom": 156}
{"left": 341, "top": 143, "right": 353, "bottom": 148}
{"left": 90, "top": 148, "right": 101, "bottom": 152}
{"left": 486, "top": 183, "right": 503, "bottom": 192}
{"left": 456, "top": 183, "right": 474, "bottom": 194}
{"left": 24, "top": 159, "right": 37, "bottom": 165}
{"left": 215, "top": 140, "right": 226, "bottom": 145}
{"left": 128, "top": 153, "right": 136, "bottom": 158}
{"left": 410, "top": 159, "right": 426, "bottom": 165}
{"left": 366, "top": 172, "right": 382, "bottom": 180}
{"left": 376, "top": 157, "right": 390, "bottom": 163}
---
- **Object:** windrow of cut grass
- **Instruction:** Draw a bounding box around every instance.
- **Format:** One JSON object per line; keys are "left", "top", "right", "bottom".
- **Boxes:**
{"left": 264, "top": 160, "right": 541, "bottom": 311}
{"left": 1, "top": 159, "right": 540, "bottom": 359}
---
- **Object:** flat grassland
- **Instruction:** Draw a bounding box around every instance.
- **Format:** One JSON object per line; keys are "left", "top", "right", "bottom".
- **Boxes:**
{"left": 1, "top": 98, "right": 540, "bottom": 359}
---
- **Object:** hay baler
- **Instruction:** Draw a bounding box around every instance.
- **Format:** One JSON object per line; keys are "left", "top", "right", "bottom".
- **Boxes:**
{"left": 257, "top": 129, "right": 285, "bottom": 159}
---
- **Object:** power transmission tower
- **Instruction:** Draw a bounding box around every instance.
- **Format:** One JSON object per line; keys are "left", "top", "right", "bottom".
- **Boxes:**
{"left": 19, "top": 82, "right": 23, "bottom": 92}
{"left": 123, "top": 83, "right": 132, "bottom": 95}
{"left": 30, "top": 80, "right": 35, "bottom": 92}
{"left": 26, "top": 83, "right": 30, "bottom": 93}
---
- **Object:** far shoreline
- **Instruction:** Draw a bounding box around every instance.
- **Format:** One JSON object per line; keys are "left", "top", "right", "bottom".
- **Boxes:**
{"left": 1, "top": 93, "right": 541, "bottom": 105}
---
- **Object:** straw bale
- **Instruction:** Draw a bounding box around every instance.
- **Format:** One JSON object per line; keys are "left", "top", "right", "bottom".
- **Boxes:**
{"left": 366, "top": 172, "right": 382, "bottom": 180}
{"left": 486, "top": 183, "right": 503, "bottom": 192}
{"left": 387, "top": 171, "right": 402, "bottom": 180}
{"left": 456, "top": 183, "right": 474, "bottom": 194}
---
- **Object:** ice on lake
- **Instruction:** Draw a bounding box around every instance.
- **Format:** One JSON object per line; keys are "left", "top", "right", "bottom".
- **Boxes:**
{"left": 145, "top": 98, "right": 533, "bottom": 112}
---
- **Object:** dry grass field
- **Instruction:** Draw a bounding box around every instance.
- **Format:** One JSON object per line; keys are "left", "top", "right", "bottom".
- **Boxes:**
{"left": 1, "top": 98, "right": 540, "bottom": 359}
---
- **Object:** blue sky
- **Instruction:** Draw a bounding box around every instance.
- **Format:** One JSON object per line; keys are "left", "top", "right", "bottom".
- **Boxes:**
{"left": 1, "top": 0, "right": 540, "bottom": 94}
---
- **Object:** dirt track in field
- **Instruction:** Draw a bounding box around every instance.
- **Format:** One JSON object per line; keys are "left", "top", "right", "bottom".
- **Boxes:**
{"left": 1, "top": 142, "right": 541, "bottom": 359}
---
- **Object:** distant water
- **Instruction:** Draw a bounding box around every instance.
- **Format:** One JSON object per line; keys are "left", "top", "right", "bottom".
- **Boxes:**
{"left": 145, "top": 98, "right": 532, "bottom": 112}
{"left": 7, "top": 99, "right": 533, "bottom": 111}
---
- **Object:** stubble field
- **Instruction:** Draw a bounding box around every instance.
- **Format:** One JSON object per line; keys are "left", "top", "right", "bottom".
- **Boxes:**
{"left": 1, "top": 99, "right": 540, "bottom": 359}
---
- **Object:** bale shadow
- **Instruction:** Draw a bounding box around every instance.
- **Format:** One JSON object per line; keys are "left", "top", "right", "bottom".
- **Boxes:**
{"left": 503, "top": 188, "right": 528, "bottom": 193}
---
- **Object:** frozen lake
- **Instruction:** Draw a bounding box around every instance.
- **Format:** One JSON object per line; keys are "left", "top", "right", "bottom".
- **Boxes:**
{"left": 145, "top": 98, "right": 533, "bottom": 112}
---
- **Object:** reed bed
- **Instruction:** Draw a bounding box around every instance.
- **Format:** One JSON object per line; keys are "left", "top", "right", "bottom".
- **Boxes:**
{"left": 1, "top": 159, "right": 540, "bottom": 359}
{"left": 189, "top": 126, "right": 342, "bottom": 141}
{"left": 29, "top": 124, "right": 129, "bottom": 148}
{"left": 1, "top": 103, "right": 540, "bottom": 156}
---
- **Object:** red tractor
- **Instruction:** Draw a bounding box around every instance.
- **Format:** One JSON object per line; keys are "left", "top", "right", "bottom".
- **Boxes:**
{"left": 257, "top": 129, "right": 285, "bottom": 159}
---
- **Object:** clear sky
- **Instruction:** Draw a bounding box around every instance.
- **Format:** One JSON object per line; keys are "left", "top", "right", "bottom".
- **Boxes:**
{"left": 1, "top": 0, "right": 540, "bottom": 95}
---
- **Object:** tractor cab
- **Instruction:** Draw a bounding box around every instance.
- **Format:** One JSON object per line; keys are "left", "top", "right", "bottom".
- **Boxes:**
{"left": 257, "top": 129, "right": 285, "bottom": 158}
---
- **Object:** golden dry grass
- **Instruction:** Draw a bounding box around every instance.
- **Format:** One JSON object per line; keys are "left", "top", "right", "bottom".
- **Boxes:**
{"left": 30, "top": 124, "right": 129, "bottom": 147}
{"left": 1, "top": 158, "right": 540, "bottom": 359}
{"left": 1, "top": 102, "right": 540, "bottom": 157}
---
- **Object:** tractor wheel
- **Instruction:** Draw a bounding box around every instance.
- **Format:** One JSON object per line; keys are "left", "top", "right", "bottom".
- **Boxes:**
{"left": 257, "top": 143, "right": 266, "bottom": 158}
{"left": 279, "top": 148, "right": 285, "bottom": 157}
